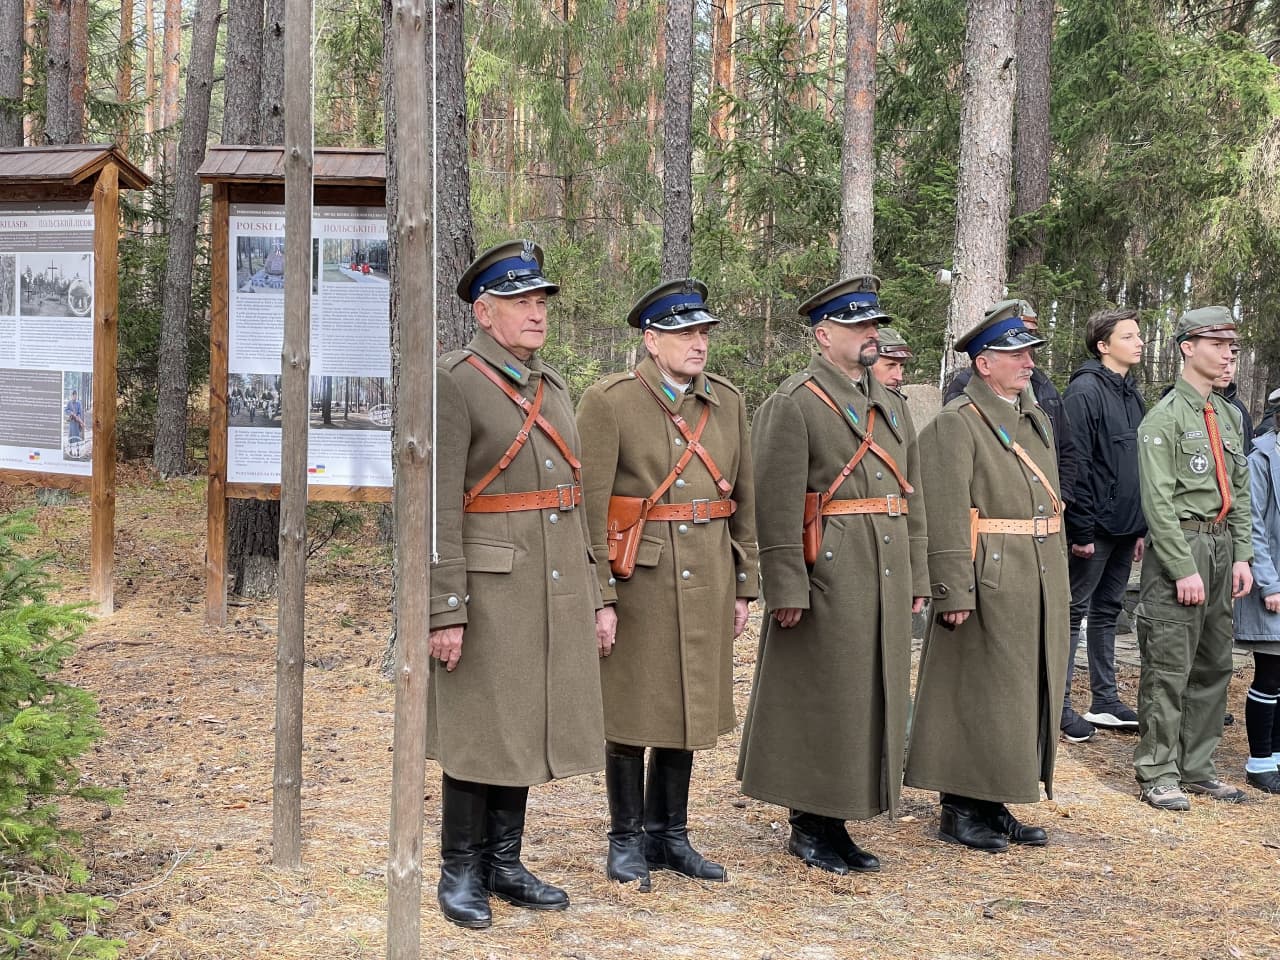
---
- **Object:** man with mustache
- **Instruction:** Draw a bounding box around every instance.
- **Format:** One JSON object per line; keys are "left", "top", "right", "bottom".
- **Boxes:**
{"left": 872, "top": 327, "right": 913, "bottom": 396}
{"left": 906, "top": 300, "right": 1068, "bottom": 851}
{"left": 577, "top": 279, "right": 758, "bottom": 892}
{"left": 739, "top": 275, "right": 927, "bottom": 874}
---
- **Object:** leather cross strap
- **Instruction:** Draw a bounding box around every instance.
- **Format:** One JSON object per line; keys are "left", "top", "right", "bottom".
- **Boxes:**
{"left": 462, "top": 354, "right": 583, "bottom": 512}
{"left": 802, "top": 379, "right": 914, "bottom": 494}
{"left": 636, "top": 375, "right": 734, "bottom": 496}
{"left": 963, "top": 402, "right": 1061, "bottom": 516}
{"left": 646, "top": 401, "right": 716, "bottom": 507}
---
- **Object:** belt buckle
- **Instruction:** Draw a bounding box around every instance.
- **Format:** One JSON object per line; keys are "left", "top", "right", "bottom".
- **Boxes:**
{"left": 1033, "top": 515, "right": 1048, "bottom": 538}
{"left": 885, "top": 494, "right": 902, "bottom": 517}
{"left": 690, "top": 499, "right": 712, "bottom": 523}
{"left": 556, "top": 483, "right": 578, "bottom": 511}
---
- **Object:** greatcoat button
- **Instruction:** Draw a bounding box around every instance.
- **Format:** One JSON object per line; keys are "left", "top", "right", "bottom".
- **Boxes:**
{"left": 883, "top": 535, "right": 891, "bottom": 544}
{"left": 1037, "top": 504, "right": 1046, "bottom": 514}
{"left": 548, "top": 512, "right": 559, "bottom": 523}
{"left": 884, "top": 568, "right": 891, "bottom": 576}
{"left": 674, "top": 438, "right": 683, "bottom": 447}
{"left": 447, "top": 595, "right": 459, "bottom": 608}
{"left": 675, "top": 478, "right": 687, "bottom": 488}
{"left": 545, "top": 459, "right": 555, "bottom": 470}
{"left": 681, "top": 570, "right": 691, "bottom": 580}
{"left": 876, "top": 470, "right": 884, "bottom": 479}
{"left": 551, "top": 570, "right": 560, "bottom": 581}
{"left": 737, "top": 572, "right": 747, "bottom": 582}
{"left": 824, "top": 551, "right": 833, "bottom": 560}
{"left": 992, "top": 553, "right": 1000, "bottom": 561}
{"left": 678, "top": 524, "right": 689, "bottom": 534}
{"left": 608, "top": 577, "right": 617, "bottom": 587}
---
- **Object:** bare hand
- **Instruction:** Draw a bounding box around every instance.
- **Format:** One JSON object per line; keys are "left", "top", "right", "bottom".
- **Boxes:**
{"left": 773, "top": 607, "right": 803, "bottom": 629}
{"left": 1265, "top": 593, "right": 1280, "bottom": 613}
{"left": 941, "top": 610, "right": 970, "bottom": 627}
{"left": 1175, "top": 573, "right": 1206, "bottom": 606}
{"left": 1231, "top": 561, "right": 1253, "bottom": 599}
{"left": 1133, "top": 539, "right": 1145, "bottom": 564}
{"left": 733, "top": 599, "right": 750, "bottom": 638}
{"left": 1071, "top": 543, "right": 1096, "bottom": 559}
{"left": 595, "top": 605, "right": 619, "bottom": 657}
{"left": 428, "top": 626, "right": 464, "bottom": 671}
{"left": 911, "top": 596, "right": 927, "bottom": 614}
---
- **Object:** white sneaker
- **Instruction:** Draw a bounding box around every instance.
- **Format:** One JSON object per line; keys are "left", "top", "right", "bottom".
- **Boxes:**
{"left": 1084, "top": 705, "right": 1139, "bottom": 729}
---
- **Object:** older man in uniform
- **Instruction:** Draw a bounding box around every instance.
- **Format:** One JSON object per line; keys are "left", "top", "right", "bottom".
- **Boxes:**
{"left": 871, "top": 326, "right": 913, "bottom": 395}
{"left": 428, "top": 240, "right": 605, "bottom": 928}
{"left": 738, "top": 275, "right": 928, "bottom": 874}
{"left": 1133, "top": 307, "right": 1253, "bottom": 811}
{"left": 905, "top": 301, "right": 1068, "bottom": 851}
{"left": 578, "top": 279, "right": 758, "bottom": 891}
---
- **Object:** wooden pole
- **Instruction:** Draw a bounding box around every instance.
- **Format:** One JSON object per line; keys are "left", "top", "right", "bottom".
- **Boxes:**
{"left": 385, "top": 0, "right": 434, "bottom": 954}
{"left": 206, "top": 182, "right": 230, "bottom": 626}
{"left": 274, "top": 0, "right": 312, "bottom": 870}
{"left": 90, "top": 161, "right": 118, "bottom": 616}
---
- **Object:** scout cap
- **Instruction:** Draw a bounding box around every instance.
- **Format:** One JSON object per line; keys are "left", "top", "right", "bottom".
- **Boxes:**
{"left": 877, "top": 326, "right": 913, "bottom": 360}
{"left": 956, "top": 300, "right": 1046, "bottom": 360}
{"left": 627, "top": 278, "right": 720, "bottom": 331}
{"left": 1174, "top": 306, "right": 1237, "bottom": 343}
{"left": 798, "top": 275, "right": 889, "bottom": 327}
{"left": 456, "top": 239, "right": 559, "bottom": 303}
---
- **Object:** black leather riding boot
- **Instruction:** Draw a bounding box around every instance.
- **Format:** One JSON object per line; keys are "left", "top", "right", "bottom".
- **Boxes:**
{"left": 437, "top": 775, "right": 492, "bottom": 929}
{"left": 938, "top": 794, "right": 1009, "bottom": 853}
{"left": 643, "top": 748, "right": 726, "bottom": 881}
{"left": 605, "top": 743, "right": 651, "bottom": 891}
{"left": 785, "top": 811, "right": 849, "bottom": 875}
{"left": 979, "top": 800, "right": 1048, "bottom": 846}
{"left": 824, "top": 819, "right": 882, "bottom": 872}
{"left": 482, "top": 785, "right": 569, "bottom": 910}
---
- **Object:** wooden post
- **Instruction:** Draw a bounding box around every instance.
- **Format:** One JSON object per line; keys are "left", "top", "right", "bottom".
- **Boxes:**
{"left": 386, "top": 0, "right": 434, "bottom": 954}
{"left": 274, "top": 0, "right": 313, "bottom": 870}
{"left": 90, "top": 162, "right": 118, "bottom": 615}
{"left": 206, "top": 182, "right": 229, "bottom": 626}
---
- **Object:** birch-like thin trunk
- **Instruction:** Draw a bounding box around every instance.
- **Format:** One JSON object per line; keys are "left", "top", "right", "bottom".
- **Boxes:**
{"left": 660, "top": 0, "right": 694, "bottom": 280}
{"left": 840, "top": 0, "right": 878, "bottom": 274}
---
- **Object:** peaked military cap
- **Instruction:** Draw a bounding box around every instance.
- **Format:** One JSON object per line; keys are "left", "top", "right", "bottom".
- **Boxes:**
{"left": 1174, "top": 306, "right": 1237, "bottom": 343}
{"left": 877, "top": 326, "right": 913, "bottom": 360}
{"left": 456, "top": 239, "right": 560, "bottom": 303}
{"left": 1017, "top": 299, "right": 1039, "bottom": 321}
{"left": 798, "top": 275, "right": 890, "bottom": 327}
{"left": 955, "top": 299, "right": 1046, "bottom": 360}
{"left": 627, "top": 278, "right": 719, "bottom": 331}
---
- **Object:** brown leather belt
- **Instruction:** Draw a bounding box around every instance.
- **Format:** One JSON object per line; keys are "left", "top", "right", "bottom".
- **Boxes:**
{"left": 821, "top": 495, "right": 909, "bottom": 517}
{"left": 976, "top": 516, "right": 1060, "bottom": 536}
{"left": 465, "top": 483, "right": 582, "bottom": 513}
{"left": 1179, "top": 519, "right": 1227, "bottom": 534}
{"left": 646, "top": 499, "right": 737, "bottom": 523}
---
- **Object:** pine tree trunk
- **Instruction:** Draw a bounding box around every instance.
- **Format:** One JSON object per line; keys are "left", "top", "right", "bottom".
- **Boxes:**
{"left": 22, "top": 0, "right": 35, "bottom": 142}
{"left": 660, "top": 0, "right": 694, "bottom": 280}
{"left": 144, "top": 0, "right": 156, "bottom": 172}
{"left": 0, "top": 0, "right": 21, "bottom": 146}
{"left": 840, "top": 0, "right": 877, "bottom": 273}
{"left": 45, "top": 0, "right": 71, "bottom": 144}
{"left": 648, "top": 2, "right": 664, "bottom": 177}
{"left": 152, "top": 0, "right": 220, "bottom": 477}
{"left": 117, "top": 0, "right": 133, "bottom": 152}
{"left": 709, "top": 0, "right": 734, "bottom": 145}
{"left": 223, "top": 0, "right": 263, "bottom": 144}
{"left": 945, "top": 0, "right": 1017, "bottom": 377}
{"left": 68, "top": 0, "right": 87, "bottom": 141}
{"left": 1009, "top": 0, "right": 1052, "bottom": 280}
{"left": 260, "top": 0, "right": 285, "bottom": 142}
{"left": 161, "top": 0, "right": 181, "bottom": 172}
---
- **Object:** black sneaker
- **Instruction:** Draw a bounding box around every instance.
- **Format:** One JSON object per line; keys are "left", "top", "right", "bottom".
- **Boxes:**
{"left": 1061, "top": 715, "right": 1096, "bottom": 743}
{"left": 1245, "top": 770, "right": 1280, "bottom": 794}
{"left": 1084, "top": 703, "right": 1139, "bottom": 729}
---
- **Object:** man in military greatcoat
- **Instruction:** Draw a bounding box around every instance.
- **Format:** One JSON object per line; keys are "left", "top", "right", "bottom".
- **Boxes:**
{"left": 578, "top": 279, "right": 759, "bottom": 891}
{"left": 427, "top": 240, "right": 605, "bottom": 929}
{"left": 738, "top": 275, "right": 928, "bottom": 875}
{"left": 905, "top": 301, "right": 1069, "bottom": 851}
{"left": 871, "top": 326, "right": 913, "bottom": 396}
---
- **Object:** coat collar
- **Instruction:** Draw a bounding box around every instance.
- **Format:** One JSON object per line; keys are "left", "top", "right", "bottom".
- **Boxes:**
{"left": 805, "top": 354, "right": 904, "bottom": 441}
{"left": 466, "top": 328, "right": 559, "bottom": 389}
{"left": 965, "top": 372, "right": 1052, "bottom": 448}
{"left": 635, "top": 355, "right": 719, "bottom": 411}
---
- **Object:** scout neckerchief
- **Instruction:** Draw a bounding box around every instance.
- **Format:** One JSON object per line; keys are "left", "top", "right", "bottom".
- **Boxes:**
{"left": 635, "top": 374, "right": 734, "bottom": 497}
{"left": 963, "top": 400, "right": 1061, "bottom": 517}
{"left": 1202, "top": 400, "right": 1232, "bottom": 522}
{"left": 802, "top": 379, "right": 913, "bottom": 494}
{"left": 461, "top": 354, "right": 581, "bottom": 509}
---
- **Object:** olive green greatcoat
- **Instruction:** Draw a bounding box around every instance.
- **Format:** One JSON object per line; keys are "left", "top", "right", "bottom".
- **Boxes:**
{"left": 576, "top": 357, "right": 760, "bottom": 750}
{"left": 904, "top": 374, "right": 1070, "bottom": 803}
{"left": 427, "top": 329, "right": 605, "bottom": 787}
{"left": 737, "top": 354, "right": 929, "bottom": 821}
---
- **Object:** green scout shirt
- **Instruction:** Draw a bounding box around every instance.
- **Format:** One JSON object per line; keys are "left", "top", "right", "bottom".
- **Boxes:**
{"left": 1137, "top": 376, "right": 1253, "bottom": 580}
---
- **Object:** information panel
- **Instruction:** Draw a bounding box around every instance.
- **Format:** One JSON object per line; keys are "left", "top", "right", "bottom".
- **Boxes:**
{"left": 227, "top": 204, "right": 392, "bottom": 487}
{"left": 0, "top": 202, "right": 94, "bottom": 478}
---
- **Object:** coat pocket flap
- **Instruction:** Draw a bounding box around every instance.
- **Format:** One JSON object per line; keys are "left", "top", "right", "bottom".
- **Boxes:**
{"left": 464, "top": 540, "right": 516, "bottom": 574}
{"left": 635, "top": 534, "right": 665, "bottom": 568}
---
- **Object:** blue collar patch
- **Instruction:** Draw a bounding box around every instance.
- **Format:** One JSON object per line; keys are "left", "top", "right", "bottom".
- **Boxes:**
{"left": 501, "top": 362, "right": 523, "bottom": 382}
{"left": 660, "top": 382, "right": 679, "bottom": 403}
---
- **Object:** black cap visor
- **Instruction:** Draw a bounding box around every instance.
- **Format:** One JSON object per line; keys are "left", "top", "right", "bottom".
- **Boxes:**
{"left": 824, "top": 304, "right": 889, "bottom": 326}
{"left": 646, "top": 307, "right": 720, "bottom": 331}
{"left": 481, "top": 274, "right": 560, "bottom": 298}
{"left": 983, "top": 328, "right": 1046, "bottom": 352}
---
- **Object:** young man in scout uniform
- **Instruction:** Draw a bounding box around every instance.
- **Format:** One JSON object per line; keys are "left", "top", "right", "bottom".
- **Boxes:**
{"left": 738, "top": 275, "right": 928, "bottom": 875}
{"left": 906, "top": 301, "right": 1069, "bottom": 851}
{"left": 872, "top": 326, "right": 913, "bottom": 396}
{"left": 427, "top": 240, "right": 605, "bottom": 928}
{"left": 1133, "top": 306, "right": 1253, "bottom": 811}
{"left": 577, "top": 279, "right": 758, "bottom": 891}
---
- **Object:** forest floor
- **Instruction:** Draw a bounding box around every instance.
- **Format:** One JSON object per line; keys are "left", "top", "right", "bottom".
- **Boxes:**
{"left": 13, "top": 473, "right": 1280, "bottom": 960}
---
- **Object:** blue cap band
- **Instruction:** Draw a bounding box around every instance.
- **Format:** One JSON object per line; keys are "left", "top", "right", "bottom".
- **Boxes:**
{"left": 640, "top": 291, "right": 706, "bottom": 328}
{"left": 470, "top": 256, "right": 545, "bottom": 300}
{"left": 965, "top": 316, "right": 1026, "bottom": 359}
{"left": 808, "top": 291, "right": 879, "bottom": 324}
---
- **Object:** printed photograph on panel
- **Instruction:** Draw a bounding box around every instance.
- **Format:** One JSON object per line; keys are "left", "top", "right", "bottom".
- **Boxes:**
{"left": 62, "top": 371, "right": 92, "bottom": 461}
{"left": 0, "top": 255, "right": 15, "bottom": 316}
{"left": 229, "top": 373, "right": 283, "bottom": 428}
{"left": 19, "top": 253, "right": 94, "bottom": 317}
{"left": 235, "top": 236, "right": 287, "bottom": 294}
{"left": 309, "top": 376, "right": 392, "bottom": 430}
{"left": 320, "top": 239, "right": 390, "bottom": 285}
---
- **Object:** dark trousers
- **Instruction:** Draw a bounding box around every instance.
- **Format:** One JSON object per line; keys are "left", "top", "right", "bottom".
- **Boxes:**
{"left": 1063, "top": 531, "right": 1139, "bottom": 721}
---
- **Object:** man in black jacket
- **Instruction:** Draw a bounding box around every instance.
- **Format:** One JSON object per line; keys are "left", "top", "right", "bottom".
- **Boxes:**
{"left": 943, "top": 300, "right": 1078, "bottom": 504}
{"left": 1060, "top": 308, "right": 1148, "bottom": 741}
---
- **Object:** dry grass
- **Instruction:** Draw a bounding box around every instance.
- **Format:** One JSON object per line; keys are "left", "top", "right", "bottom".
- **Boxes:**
{"left": 21, "top": 472, "right": 1280, "bottom": 959}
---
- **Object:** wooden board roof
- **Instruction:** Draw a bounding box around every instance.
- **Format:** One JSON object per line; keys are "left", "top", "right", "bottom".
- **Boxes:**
{"left": 199, "top": 146, "right": 385, "bottom": 186}
{"left": 0, "top": 144, "right": 150, "bottom": 190}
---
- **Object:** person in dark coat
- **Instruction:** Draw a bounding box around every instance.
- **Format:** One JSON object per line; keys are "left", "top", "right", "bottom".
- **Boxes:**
{"left": 944, "top": 300, "right": 1078, "bottom": 505}
{"left": 1060, "top": 308, "right": 1148, "bottom": 742}
{"left": 1216, "top": 344, "right": 1254, "bottom": 455}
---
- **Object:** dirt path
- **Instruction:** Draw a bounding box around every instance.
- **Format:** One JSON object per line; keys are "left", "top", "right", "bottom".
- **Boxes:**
{"left": 21, "top": 476, "right": 1280, "bottom": 959}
